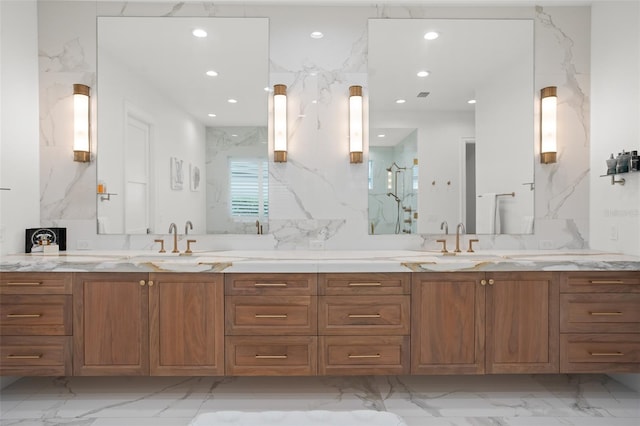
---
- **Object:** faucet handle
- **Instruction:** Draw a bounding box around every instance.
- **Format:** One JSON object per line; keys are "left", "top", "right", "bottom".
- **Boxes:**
{"left": 154, "top": 239, "right": 166, "bottom": 253}
{"left": 185, "top": 239, "right": 196, "bottom": 254}
{"left": 436, "top": 239, "right": 448, "bottom": 253}
{"left": 467, "top": 239, "right": 479, "bottom": 253}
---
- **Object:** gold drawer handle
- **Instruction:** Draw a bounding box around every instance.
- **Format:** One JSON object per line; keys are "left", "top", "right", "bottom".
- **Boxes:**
{"left": 7, "top": 314, "right": 42, "bottom": 318}
{"left": 348, "top": 282, "right": 382, "bottom": 287}
{"left": 590, "top": 352, "right": 624, "bottom": 356}
{"left": 6, "top": 354, "right": 42, "bottom": 359}
{"left": 6, "top": 282, "right": 42, "bottom": 286}
{"left": 589, "top": 280, "right": 624, "bottom": 284}
{"left": 254, "top": 283, "right": 288, "bottom": 287}
{"left": 255, "top": 355, "right": 287, "bottom": 359}
{"left": 348, "top": 354, "right": 381, "bottom": 359}
{"left": 348, "top": 314, "right": 381, "bottom": 318}
{"left": 254, "top": 314, "right": 288, "bottom": 319}
{"left": 589, "top": 312, "right": 623, "bottom": 316}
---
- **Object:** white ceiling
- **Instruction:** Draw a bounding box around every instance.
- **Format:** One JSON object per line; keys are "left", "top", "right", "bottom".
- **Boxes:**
{"left": 369, "top": 18, "right": 532, "bottom": 147}
{"left": 98, "top": 17, "right": 269, "bottom": 127}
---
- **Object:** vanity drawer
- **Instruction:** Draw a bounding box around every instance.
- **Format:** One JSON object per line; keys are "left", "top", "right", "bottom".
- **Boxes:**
{"left": 560, "top": 294, "right": 640, "bottom": 333}
{"left": 0, "top": 295, "right": 72, "bottom": 335}
{"left": 0, "top": 336, "right": 72, "bottom": 376}
{"left": 225, "top": 273, "right": 317, "bottom": 296}
{"left": 319, "top": 335, "right": 409, "bottom": 375}
{"left": 225, "top": 296, "right": 317, "bottom": 335}
{"left": 561, "top": 272, "right": 640, "bottom": 293}
{"left": 0, "top": 273, "right": 72, "bottom": 295}
{"left": 318, "top": 273, "right": 410, "bottom": 296}
{"left": 225, "top": 336, "right": 317, "bottom": 376}
{"left": 318, "top": 295, "right": 410, "bottom": 335}
{"left": 560, "top": 334, "right": 640, "bottom": 373}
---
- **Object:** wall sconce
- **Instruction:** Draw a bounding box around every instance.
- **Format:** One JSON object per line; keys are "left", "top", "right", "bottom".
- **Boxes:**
{"left": 540, "top": 86, "right": 557, "bottom": 164}
{"left": 349, "top": 85, "right": 363, "bottom": 163}
{"left": 73, "top": 83, "right": 91, "bottom": 162}
{"left": 273, "top": 84, "right": 287, "bottom": 162}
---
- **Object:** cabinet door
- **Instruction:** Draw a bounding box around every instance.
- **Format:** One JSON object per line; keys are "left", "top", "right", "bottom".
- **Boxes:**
{"left": 411, "top": 272, "right": 485, "bottom": 374}
{"left": 73, "top": 273, "right": 149, "bottom": 375}
{"left": 486, "top": 272, "right": 559, "bottom": 374}
{"left": 149, "top": 273, "right": 224, "bottom": 375}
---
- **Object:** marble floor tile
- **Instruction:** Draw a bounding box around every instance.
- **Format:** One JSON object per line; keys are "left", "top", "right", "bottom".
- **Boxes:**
{"left": 0, "top": 375, "right": 637, "bottom": 426}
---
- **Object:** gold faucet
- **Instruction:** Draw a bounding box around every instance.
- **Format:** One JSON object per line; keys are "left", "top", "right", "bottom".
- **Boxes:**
{"left": 185, "top": 220, "right": 193, "bottom": 235}
{"left": 454, "top": 222, "right": 466, "bottom": 253}
{"left": 440, "top": 221, "right": 449, "bottom": 235}
{"left": 168, "top": 223, "right": 179, "bottom": 253}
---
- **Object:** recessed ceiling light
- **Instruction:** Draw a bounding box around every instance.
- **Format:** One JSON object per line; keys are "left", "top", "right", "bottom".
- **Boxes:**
{"left": 227, "top": 99, "right": 238, "bottom": 104}
{"left": 264, "top": 87, "right": 271, "bottom": 92}
{"left": 377, "top": 134, "right": 386, "bottom": 138}
{"left": 231, "top": 134, "right": 238, "bottom": 137}
{"left": 312, "top": 100, "right": 318, "bottom": 104}
{"left": 208, "top": 113, "right": 216, "bottom": 117}
{"left": 468, "top": 99, "right": 476, "bottom": 104}
{"left": 298, "top": 114, "right": 306, "bottom": 118}
{"left": 417, "top": 70, "right": 430, "bottom": 77}
{"left": 395, "top": 99, "right": 406, "bottom": 104}
{"left": 310, "top": 31, "right": 324, "bottom": 39}
{"left": 205, "top": 70, "right": 218, "bottom": 77}
{"left": 192, "top": 29, "right": 207, "bottom": 38}
{"left": 424, "top": 31, "right": 439, "bottom": 40}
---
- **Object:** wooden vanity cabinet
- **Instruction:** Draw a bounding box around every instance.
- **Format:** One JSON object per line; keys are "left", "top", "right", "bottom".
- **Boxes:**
{"left": 73, "top": 273, "right": 224, "bottom": 376}
{"left": 224, "top": 273, "right": 318, "bottom": 376}
{"left": 411, "top": 272, "right": 559, "bottom": 375}
{"left": 560, "top": 271, "right": 640, "bottom": 373}
{"left": 0, "top": 273, "right": 73, "bottom": 376}
{"left": 317, "top": 273, "right": 411, "bottom": 375}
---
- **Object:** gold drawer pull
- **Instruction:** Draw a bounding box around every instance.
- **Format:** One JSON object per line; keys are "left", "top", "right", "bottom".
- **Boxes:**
{"left": 6, "top": 282, "right": 42, "bottom": 286}
{"left": 6, "top": 354, "right": 42, "bottom": 359}
{"left": 348, "top": 314, "right": 381, "bottom": 318}
{"left": 348, "top": 354, "right": 381, "bottom": 359}
{"left": 7, "top": 314, "right": 42, "bottom": 318}
{"left": 255, "top": 355, "right": 287, "bottom": 359}
{"left": 254, "top": 283, "right": 288, "bottom": 287}
{"left": 590, "top": 352, "right": 624, "bottom": 356}
{"left": 589, "top": 280, "right": 624, "bottom": 284}
{"left": 348, "top": 282, "right": 382, "bottom": 287}
{"left": 255, "top": 314, "right": 288, "bottom": 319}
{"left": 589, "top": 312, "right": 623, "bottom": 316}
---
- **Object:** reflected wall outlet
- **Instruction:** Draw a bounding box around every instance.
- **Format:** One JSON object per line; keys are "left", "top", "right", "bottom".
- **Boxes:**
{"left": 610, "top": 224, "right": 618, "bottom": 241}
{"left": 309, "top": 240, "right": 324, "bottom": 250}
{"left": 77, "top": 240, "right": 91, "bottom": 250}
{"left": 539, "top": 240, "right": 554, "bottom": 250}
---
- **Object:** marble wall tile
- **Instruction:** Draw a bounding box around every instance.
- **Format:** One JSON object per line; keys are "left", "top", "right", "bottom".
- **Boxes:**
{"left": 36, "top": 2, "right": 591, "bottom": 252}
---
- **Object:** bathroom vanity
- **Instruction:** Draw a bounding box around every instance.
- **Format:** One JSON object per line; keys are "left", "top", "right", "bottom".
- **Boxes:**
{"left": 1, "top": 251, "right": 638, "bottom": 377}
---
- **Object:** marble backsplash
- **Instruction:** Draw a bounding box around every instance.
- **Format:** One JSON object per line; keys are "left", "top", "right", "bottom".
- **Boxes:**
{"left": 37, "top": 2, "right": 590, "bottom": 253}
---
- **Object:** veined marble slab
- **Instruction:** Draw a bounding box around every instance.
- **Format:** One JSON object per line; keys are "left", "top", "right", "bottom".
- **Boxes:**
{"left": 1, "top": 249, "right": 639, "bottom": 273}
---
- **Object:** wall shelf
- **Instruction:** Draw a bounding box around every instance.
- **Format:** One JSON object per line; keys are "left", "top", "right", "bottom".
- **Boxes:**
{"left": 600, "top": 169, "right": 638, "bottom": 186}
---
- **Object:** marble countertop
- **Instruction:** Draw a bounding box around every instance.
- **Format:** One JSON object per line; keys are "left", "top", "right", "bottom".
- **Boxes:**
{"left": 1, "top": 249, "right": 639, "bottom": 273}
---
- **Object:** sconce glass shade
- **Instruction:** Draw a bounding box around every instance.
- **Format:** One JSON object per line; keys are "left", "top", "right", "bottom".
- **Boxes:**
{"left": 273, "top": 84, "right": 287, "bottom": 162}
{"left": 73, "top": 84, "right": 90, "bottom": 162}
{"left": 540, "top": 86, "right": 557, "bottom": 164}
{"left": 349, "top": 85, "right": 363, "bottom": 164}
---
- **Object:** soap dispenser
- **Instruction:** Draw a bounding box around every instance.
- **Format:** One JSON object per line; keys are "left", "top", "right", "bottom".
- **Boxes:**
{"left": 606, "top": 154, "right": 617, "bottom": 175}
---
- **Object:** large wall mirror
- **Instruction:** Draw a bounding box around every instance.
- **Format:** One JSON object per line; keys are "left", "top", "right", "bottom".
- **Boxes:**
{"left": 97, "top": 17, "right": 269, "bottom": 235}
{"left": 368, "top": 19, "right": 535, "bottom": 235}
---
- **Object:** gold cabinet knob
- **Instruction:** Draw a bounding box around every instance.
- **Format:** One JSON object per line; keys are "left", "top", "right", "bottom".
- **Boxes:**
{"left": 139, "top": 280, "right": 145, "bottom": 286}
{"left": 488, "top": 279, "right": 495, "bottom": 285}
{"left": 148, "top": 280, "right": 154, "bottom": 287}
{"left": 480, "top": 279, "right": 487, "bottom": 286}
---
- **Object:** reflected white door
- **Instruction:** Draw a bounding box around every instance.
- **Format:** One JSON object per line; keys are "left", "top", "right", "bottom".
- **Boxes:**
{"left": 125, "top": 116, "right": 150, "bottom": 234}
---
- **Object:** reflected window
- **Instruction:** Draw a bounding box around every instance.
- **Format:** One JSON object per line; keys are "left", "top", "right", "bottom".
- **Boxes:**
{"left": 229, "top": 158, "right": 269, "bottom": 218}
